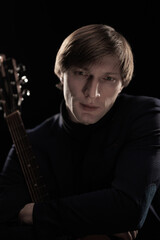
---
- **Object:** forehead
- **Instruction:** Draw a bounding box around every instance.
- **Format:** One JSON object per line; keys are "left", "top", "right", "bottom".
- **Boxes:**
{"left": 75, "top": 55, "right": 120, "bottom": 73}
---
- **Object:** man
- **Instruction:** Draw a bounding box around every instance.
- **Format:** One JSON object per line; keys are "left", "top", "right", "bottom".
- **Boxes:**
{"left": 0, "top": 24, "right": 160, "bottom": 240}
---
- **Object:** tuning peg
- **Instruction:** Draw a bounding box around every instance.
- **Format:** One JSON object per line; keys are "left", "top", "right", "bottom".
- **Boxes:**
{"left": 22, "top": 89, "right": 30, "bottom": 97}
{"left": 20, "top": 75, "right": 28, "bottom": 84}
{"left": 17, "top": 64, "right": 26, "bottom": 72}
{"left": 26, "top": 89, "right": 30, "bottom": 96}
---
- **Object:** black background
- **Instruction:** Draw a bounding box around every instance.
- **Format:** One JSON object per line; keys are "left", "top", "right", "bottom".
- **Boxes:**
{"left": 0, "top": 0, "right": 159, "bottom": 168}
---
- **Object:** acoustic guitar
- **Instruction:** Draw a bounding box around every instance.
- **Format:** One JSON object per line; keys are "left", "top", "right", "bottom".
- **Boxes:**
{"left": 0, "top": 54, "right": 49, "bottom": 203}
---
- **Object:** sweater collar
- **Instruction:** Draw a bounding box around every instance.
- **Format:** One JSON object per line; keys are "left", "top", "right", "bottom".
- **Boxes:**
{"left": 60, "top": 99, "right": 117, "bottom": 141}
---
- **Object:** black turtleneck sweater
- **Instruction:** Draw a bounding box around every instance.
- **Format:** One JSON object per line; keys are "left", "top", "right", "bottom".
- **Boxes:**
{"left": 61, "top": 99, "right": 116, "bottom": 196}
{"left": 0, "top": 93, "right": 160, "bottom": 240}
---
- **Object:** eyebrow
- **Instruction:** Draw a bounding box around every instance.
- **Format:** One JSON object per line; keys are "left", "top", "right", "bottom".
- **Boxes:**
{"left": 103, "top": 72, "right": 120, "bottom": 76}
{"left": 72, "top": 67, "right": 120, "bottom": 76}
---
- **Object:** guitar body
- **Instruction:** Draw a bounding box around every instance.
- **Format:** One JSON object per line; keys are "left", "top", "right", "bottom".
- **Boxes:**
{"left": 0, "top": 54, "right": 49, "bottom": 202}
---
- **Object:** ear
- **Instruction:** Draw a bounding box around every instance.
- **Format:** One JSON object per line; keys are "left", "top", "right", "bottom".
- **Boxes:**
{"left": 118, "top": 84, "right": 124, "bottom": 94}
{"left": 60, "top": 73, "right": 64, "bottom": 84}
{"left": 55, "top": 73, "right": 64, "bottom": 90}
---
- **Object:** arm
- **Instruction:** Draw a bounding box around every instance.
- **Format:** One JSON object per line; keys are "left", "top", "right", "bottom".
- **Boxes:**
{"left": 1, "top": 98, "right": 160, "bottom": 239}
{"left": 31, "top": 99, "right": 160, "bottom": 238}
{"left": 3, "top": 137, "right": 140, "bottom": 240}
{"left": 19, "top": 203, "right": 138, "bottom": 240}
{"left": 0, "top": 147, "right": 31, "bottom": 223}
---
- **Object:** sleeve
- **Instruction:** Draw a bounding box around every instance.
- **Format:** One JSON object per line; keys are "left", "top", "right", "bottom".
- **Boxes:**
{"left": 0, "top": 146, "right": 31, "bottom": 223}
{"left": 32, "top": 98, "right": 160, "bottom": 239}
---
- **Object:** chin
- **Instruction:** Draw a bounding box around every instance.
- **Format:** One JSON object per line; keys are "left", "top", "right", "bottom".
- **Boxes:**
{"left": 72, "top": 110, "right": 103, "bottom": 125}
{"left": 78, "top": 117, "right": 100, "bottom": 125}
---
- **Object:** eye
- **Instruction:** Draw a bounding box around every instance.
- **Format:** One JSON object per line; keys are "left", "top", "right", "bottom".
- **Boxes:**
{"left": 104, "top": 76, "right": 114, "bottom": 81}
{"left": 73, "top": 69, "right": 89, "bottom": 78}
{"left": 77, "top": 71, "right": 86, "bottom": 75}
{"left": 102, "top": 76, "right": 117, "bottom": 83}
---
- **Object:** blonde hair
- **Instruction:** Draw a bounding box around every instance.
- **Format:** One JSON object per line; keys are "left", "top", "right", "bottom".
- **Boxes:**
{"left": 54, "top": 24, "right": 134, "bottom": 87}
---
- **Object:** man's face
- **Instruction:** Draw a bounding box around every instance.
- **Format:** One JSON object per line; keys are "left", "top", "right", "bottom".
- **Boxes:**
{"left": 61, "top": 55, "right": 123, "bottom": 125}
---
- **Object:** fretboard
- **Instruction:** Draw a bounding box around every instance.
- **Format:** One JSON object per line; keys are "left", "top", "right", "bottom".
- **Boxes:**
{"left": 6, "top": 110, "right": 49, "bottom": 203}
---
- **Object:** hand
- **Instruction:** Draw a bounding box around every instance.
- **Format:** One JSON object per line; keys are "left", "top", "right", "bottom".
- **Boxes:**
{"left": 77, "top": 235, "right": 111, "bottom": 240}
{"left": 113, "top": 230, "right": 138, "bottom": 240}
{"left": 78, "top": 230, "right": 138, "bottom": 240}
{"left": 18, "top": 203, "right": 34, "bottom": 225}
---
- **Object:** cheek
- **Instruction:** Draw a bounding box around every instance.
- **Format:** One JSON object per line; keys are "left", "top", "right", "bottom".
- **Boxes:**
{"left": 63, "top": 80, "right": 72, "bottom": 104}
{"left": 102, "top": 84, "right": 123, "bottom": 105}
{"left": 63, "top": 79, "right": 79, "bottom": 107}
{"left": 102, "top": 86, "right": 120, "bottom": 99}
{"left": 108, "top": 82, "right": 123, "bottom": 96}
{"left": 66, "top": 79, "right": 82, "bottom": 98}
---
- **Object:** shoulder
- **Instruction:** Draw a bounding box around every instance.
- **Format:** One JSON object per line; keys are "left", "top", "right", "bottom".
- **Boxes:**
{"left": 116, "top": 93, "right": 160, "bottom": 135}
{"left": 117, "top": 93, "right": 160, "bottom": 116}
{"left": 27, "top": 113, "right": 62, "bottom": 140}
{"left": 118, "top": 93, "right": 160, "bottom": 106}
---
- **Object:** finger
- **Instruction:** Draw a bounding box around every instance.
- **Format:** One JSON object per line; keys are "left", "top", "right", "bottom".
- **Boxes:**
{"left": 78, "top": 234, "right": 111, "bottom": 240}
{"left": 130, "top": 230, "right": 138, "bottom": 239}
{"left": 114, "top": 232, "right": 132, "bottom": 240}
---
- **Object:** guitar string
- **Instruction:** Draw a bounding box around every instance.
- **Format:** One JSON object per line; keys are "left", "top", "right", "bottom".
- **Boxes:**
{"left": 7, "top": 112, "right": 43, "bottom": 202}
{"left": 9, "top": 116, "right": 38, "bottom": 202}
{"left": 10, "top": 111, "right": 49, "bottom": 201}
{"left": 10, "top": 113, "right": 40, "bottom": 202}
{"left": 12, "top": 112, "right": 43, "bottom": 202}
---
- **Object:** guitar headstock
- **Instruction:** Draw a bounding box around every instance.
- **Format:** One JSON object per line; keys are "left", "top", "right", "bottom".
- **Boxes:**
{"left": 0, "top": 54, "right": 29, "bottom": 116}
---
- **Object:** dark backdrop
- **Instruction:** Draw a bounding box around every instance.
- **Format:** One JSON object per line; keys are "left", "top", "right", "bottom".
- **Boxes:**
{"left": 0, "top": 0, "right": 159, "bottom": 168}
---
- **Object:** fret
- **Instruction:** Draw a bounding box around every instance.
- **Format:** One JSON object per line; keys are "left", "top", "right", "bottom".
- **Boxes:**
{"left": 6, "top": 110, "right": 49, "bottom": 202}
{"left": 0, "top": 55, "right": 49, "bottom": 203}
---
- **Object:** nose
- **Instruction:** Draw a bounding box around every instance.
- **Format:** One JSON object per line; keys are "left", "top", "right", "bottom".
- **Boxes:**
{"left": 83, "top": 77, "right": 100, "bottom": 99}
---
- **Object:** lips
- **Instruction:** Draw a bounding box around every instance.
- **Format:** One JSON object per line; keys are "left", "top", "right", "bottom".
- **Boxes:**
{"left": 80, "top": 103, "right": 99, "bottom": 111}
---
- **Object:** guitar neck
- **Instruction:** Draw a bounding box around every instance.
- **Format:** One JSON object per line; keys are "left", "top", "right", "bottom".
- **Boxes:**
{"left": 5, "top": 110, "right": 49, "bottom": 203}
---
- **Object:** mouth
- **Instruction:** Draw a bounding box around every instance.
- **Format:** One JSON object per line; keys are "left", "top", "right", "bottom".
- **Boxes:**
{"left": 80, "top": 103, "right": 99, "bottom": 111}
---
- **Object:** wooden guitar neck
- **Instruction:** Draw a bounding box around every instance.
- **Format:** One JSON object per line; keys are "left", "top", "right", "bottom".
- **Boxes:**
{"left": 6, "top": 110, "right": 49, "bottom": 203}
